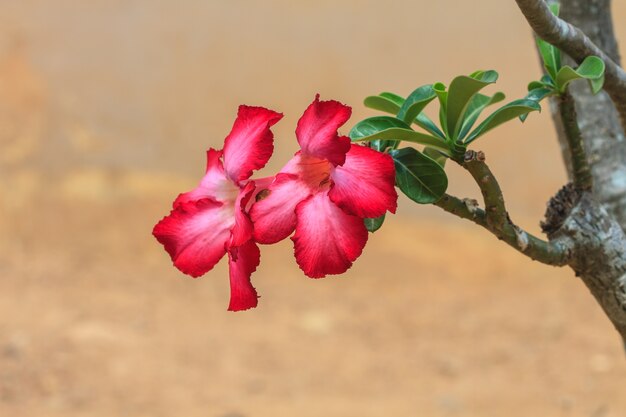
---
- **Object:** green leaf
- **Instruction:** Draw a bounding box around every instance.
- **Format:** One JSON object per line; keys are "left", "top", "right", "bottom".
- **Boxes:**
{"left": 549, "top": 2, "right": 560, "bottom": 16}
{"left": 528, "top": 80, "right": 547, "bottom": 90}
{"left": 390, "top": 147, "right": 448, "bottom": 204}
{"left": 423, "top": 146, "right": 447, "bottom": 167}
{"left": 397, "top": 85, "right": 437, "bottom": 124}
{"left": 525, "top": 87, "right": 554, "bottom": 102}
{"left": 541, "top": 74, "right": 555, "bottom": 86}
{"left": 457, "top": 91, "right": 506, "bottom": 140}
{"left": 364, "top": 214, "right": 386, "bottom": 233}
{"left": 414, "top": 113, "right": 446, "bottom": 139}
{"left": 363, "top": 92, "right": 407, "bottom": 150}
{"left": 380, "top": 92, "right": 405, "bottom": 106}
{"left": 466, "top": 99, "right": 541, "bottom": 143}
{"left": 537, "top": 38, "right": 561, "bottom": 80}
{"left": 363, "top": 94, "right": 402, "bottom": 115}
{"left": 520, "top": 87, "right": 554, "bottom": 121}
{"left": 433, "top": 82, "right": 448, "bottom": 135}
{"left": 555, "top": 55, "right": 606, "bottom": 93}
{"left": 349, "top": 117, "right": 450, "bottom": 153}
{"left": 536, "top": 6, "right": 561, "bottom": 79}
{"left": 590, "top": 74, "right": 605, "bottom": 95}
{"left": 446, "top": 70, "right": 499, "bottom": 140}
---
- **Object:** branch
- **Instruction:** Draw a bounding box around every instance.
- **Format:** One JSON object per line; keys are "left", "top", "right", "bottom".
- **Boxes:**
{"left": 514, "top": 0, "right": 626, "bottom": 126}
{"left": 434, "top": 151, "right": 571, "bottom": 266}
{"left": 434, "top": 194, "right": 487, "bottom": 228}
{"left": 558, "top": 90, "right": 593, "bottom": 189}
{"left": 461, "top": 150, "right": 507, "bottom": 232}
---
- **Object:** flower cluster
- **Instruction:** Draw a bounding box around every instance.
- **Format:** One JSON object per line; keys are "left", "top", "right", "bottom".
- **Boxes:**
{"left": 153, "top": 96, "right": 397, "bottom": 311}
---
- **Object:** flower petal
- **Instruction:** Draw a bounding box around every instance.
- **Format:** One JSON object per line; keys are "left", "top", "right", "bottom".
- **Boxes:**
{"left": 152, "top": 198, "right": 233, "bottom": 277}
{"left": 227, "top": 240, "right": 261, "bottom": 311}
{"left": 292, "top": 192, "right": 368, "bottom": 278}
{"left": 222, "top": 105, "right": 283, "bottom": 183}
{"left": 230, "top": 182, "right": 255, "bottom": 247}
{"left": 250, "top": 172, "right": 312, "bottom": 244}
{"left": 174, "top": 149, "right": 238, "bottom": 207}
{"left": 296, "top": 95, "right": 352, "bottom": 166}
{"left": 329, "top": 144, "right": 398, "bottom": 218}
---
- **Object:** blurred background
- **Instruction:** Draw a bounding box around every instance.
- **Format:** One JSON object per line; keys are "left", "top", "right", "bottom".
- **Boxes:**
{"left": 1, "top": 1, "right": 625, "bottom": 416}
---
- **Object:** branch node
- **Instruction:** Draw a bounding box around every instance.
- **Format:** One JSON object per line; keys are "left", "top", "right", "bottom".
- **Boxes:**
{"left": 513, "top": 225, "right": 530, "bottom": 252}
{"left": 541, "top": 183, "right": 583, "bottom": 238}
{"left": 464, "top": 150, "right": 485, "bottom": 162}
{"left": 462, "top": 198, "right": 479, "bottom": 214}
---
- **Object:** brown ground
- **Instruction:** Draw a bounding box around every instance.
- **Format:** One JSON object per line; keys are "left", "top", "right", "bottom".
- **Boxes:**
{"left": 1, "top": 1, "right": 625, "bottom": 416}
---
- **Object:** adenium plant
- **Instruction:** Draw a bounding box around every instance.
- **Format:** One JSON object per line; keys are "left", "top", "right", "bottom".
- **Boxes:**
{"left": 154, "top": 1, "right": 626, "bottom": 349}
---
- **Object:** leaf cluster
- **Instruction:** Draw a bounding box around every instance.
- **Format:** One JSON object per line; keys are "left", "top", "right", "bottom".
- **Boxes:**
{"left": 349, "top": 71, "right": 541, "bottom": 231}
{"left": 522, "top": 3, "right": 605, "bottom": 119}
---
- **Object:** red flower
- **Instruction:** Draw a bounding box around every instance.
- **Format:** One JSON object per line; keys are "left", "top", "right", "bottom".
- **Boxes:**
{"left": 251, "top": 95, "right": 397, "bottom": 278}
{"left": 152, "top": 106, "right": 282, "bottom": 311}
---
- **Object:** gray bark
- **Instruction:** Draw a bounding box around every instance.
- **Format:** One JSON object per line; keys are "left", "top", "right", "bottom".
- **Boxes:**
{"left": 552, "top": 0, "right": 626, "bottom": 345}
{"left": 551, "top": 192, "right": 626, "bottom": 347}
{"left": 514, "top": 0, "right": 626, "bottom": 346}
{"left": 551, "top": 0, "right": 626, "bottom": 227}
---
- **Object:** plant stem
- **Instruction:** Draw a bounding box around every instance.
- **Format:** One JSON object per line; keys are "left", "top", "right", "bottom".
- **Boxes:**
{"left": 558, "top": 90, "right": 593, "bottom": 190}
{"left": 433, "top": 151, "right": 571, "bottom": 266}
{"left": 461, "top": 150, "right": 507, "bottom": 233}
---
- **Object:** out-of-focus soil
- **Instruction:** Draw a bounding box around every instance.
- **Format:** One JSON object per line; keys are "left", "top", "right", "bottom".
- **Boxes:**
{"left": 0, "top": 1, "right": 625, "bottom": 416}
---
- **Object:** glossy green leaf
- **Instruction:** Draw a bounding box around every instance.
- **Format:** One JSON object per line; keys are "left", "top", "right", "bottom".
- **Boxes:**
{"left": 528, "top": 80, "right": 546, "bottom": 90}
{"left": 446, "top": 70, "right": 499, "bottom": 140}
{"left": 368, "top": 139, "right": 392, "bottom": 152}
{"left": 590, "top": 74, "right": 605, "bottom": 95}
{"left": 349, "top": 117, "right": 450, "bottom": 153}
{"left": 379, "top": 92, "right": 405, "bottom": 106}
{"left": 536, "top": 5, "right": 561, "bottom": 79}
{"left": 363, "top": 94, "right": 402, "bottom": 115}
{"left": 537, "top": 38, "right": 561, "bottom": 80}
{"left": 423, "top": 147, "right": 447, "bottom": 167}
{"left": 390, "top": 147, "right": 448, "bottom": 204}
{"left": 433, "top": 82, "right": 448, "bottom": 135}
{"left": 414, "top": 113, "right": 446, "bottom": 139}
{"left": 364, "top": 214, "right": 386, "bottom": 233}
{"left": 466, "top": 99, "right": 541, "bottom": 143}
{"left": 555, "top": 56, "right": 605, "bottom": 93}
{"left": 541, "top": 74, "right": 555, "bottom": 86}
{"left": 520, "top": 87, "right": 554, "bottom": 121}
{"left": 363, "top": 92, "right": 406, "bottom": 151}
{"left": 397, "top": 85, "right": 436, "bottom": 124}
{"left": 457, "top": 91, "right": 505, "bottom": 140}
{"left": 525, "top": 87, "right": 554, "bottom": 102}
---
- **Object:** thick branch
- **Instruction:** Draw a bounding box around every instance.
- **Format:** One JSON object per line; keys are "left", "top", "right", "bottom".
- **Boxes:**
{"left": 514, "top": 0, "right": 626, "bottom": 125}
{"left": 558, "top": 90, "right": 593, "bottom": 189}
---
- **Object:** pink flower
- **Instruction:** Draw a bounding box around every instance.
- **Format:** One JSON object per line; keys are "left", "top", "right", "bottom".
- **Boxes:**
{"left": 251, "top": 95, "right": 398, "bottom": 278}
{"left": 152, "top": 106, "right": 282, "bottom": 311}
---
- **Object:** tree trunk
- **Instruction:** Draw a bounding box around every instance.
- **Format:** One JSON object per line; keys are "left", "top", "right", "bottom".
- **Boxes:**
{"left": 536, "top": 0, "right": 626, "bottom": 346}
{"left": 550, "top": 0, "right": 626, "bottom": 227}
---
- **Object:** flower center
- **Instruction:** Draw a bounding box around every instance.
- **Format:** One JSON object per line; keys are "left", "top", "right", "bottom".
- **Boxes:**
{"left": 297, "top": 155, "right": 333, "bottom": 190}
